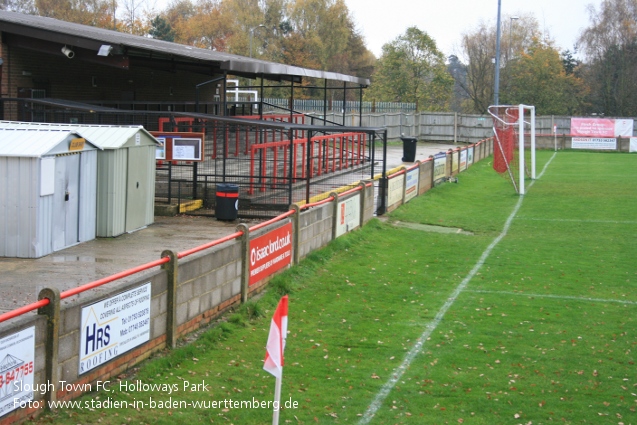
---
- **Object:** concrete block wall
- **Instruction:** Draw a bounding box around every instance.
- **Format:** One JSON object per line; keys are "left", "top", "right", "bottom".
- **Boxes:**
{"left": 298, "top": 203, "right": 333, "bottom": 260}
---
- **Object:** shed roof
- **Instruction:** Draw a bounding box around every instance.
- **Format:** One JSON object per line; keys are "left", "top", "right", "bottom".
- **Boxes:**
{"left": 0, "top": 10, "right": 370, "bottom": 86}
{"left": 0, "top": 128, "right": 100, "bottom": 157}
{"left": 0, "top": 121, "right": 161, "bottom": 149}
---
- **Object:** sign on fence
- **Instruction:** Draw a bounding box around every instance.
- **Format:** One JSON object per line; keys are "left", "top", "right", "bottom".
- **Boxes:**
{"left": 571, "top": 138, "right": 617, "bottom": 150}
{"left": 336, "top": 194, "right": 360, "bottom": 237}
{"left": 0, "top": 327, "right": 35, "bottom": 417}
{"left": 387, "top": 174, "right": 404, "bottom": 208}
{"left": 571, "top": 118, "right": 634, "bottom": 138}
{"left": 433, "top": 153, "right": 447, "bottom": 183}
{"left": 249, "top": 223, "right": 293, "bottom": 286}
{"left": 405, "top": 168, "right": 419, "bottom": 203}
{"left": 460, "top": 149, "right": 467, "bottom": 171}
{"left": 79, "top": 283, "right": 151, "bottom": 375}
{"left": 467, "top": 146, "right": 474, "bottom": 166}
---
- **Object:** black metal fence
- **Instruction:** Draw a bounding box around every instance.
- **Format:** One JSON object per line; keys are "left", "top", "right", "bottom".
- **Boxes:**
{"left": 1, "top": 99, "right": 388, "bottom": 218}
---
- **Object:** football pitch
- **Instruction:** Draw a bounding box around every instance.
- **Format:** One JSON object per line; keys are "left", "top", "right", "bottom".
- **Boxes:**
{"left": 38, "top": 150, "right": 637, "bottom": 425}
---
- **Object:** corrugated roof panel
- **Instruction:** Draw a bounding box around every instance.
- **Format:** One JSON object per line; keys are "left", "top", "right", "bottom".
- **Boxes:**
{"left": 0, "top": 122, "right": 160, "bottom": 149}
{"left": 0, "top": 129, "right": 77, "bottom": 157}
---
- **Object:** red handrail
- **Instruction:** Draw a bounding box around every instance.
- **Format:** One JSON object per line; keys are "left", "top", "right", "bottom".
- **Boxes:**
{"left": 301, "top": 195, "right": 335, "bottom": 210}
{"left": 0, "top": 299, "right": 50, "bottom": 323}
{"left": 177, "top": 231, "right": 244, "bottom": 259}
{"left": 249, "top": 209, "right": 295, "bottom": 232}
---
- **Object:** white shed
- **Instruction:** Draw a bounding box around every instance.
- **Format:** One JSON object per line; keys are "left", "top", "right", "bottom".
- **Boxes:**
{"left": 0, "top": 128, "right": 100, "bottom": 258}
{"left": 0, "top": 122, "right": 161, "bottom": 237}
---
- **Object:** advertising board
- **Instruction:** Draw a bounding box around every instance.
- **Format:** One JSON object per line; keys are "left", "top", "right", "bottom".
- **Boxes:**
{"left": 0, "top": 327, "right": 35, "bottom": 417}
{"left": 433, "top": 153, "right": 447, "bottom": 182}
{"left": 387, "top": 174, "right": 404, "bottom": 207}
{"left": 79, "top": 283, "right": 151, "bottom": 375}
{"left": 404, "top": 168, "right": 419, "bottom": 203}
{"left": 336, "top": 194, "right": 361, "bottom": 237}
{"left": 571, "top": 138, "right": 617, "bottom": 150}
{"left": 249, "top": 223, "right": 293, "bottom": 286}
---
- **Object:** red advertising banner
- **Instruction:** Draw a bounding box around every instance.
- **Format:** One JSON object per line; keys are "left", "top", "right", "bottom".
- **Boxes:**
{"left": 249, "top": 223, "right": 292, "bottom": 286}
{"left": 571, "top": 118, "right": 615, "bottom": 137}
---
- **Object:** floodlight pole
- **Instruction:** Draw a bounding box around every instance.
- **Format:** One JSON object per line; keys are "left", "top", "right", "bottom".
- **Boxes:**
{"left": 494, "top": 0, "right": 502, "bottom": 105}
{"left": 249, "top": 24, "right": 266, "bottom": 58}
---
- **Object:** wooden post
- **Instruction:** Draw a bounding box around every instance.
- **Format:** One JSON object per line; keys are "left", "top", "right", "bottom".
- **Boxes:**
{"left": 237, "top": 223, "right": 250, "bottom": 303}
{"left": 161, "top": 250, "right": 178, "bottom": 348}
{"left": 38, "top": 287, "right": 60, "bottom": 407}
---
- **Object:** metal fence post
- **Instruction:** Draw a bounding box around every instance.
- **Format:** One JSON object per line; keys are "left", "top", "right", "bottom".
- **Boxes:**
{"left": 161, "top": 250, "right": 178, "bottom": 349}
{"left": 289, "top": 204, "right": 301, "bottom": 265}
{"left": 358, "top": 181, "right": 367, "bottom": 227}
{"left": 236, "top": 223, "right": 250, "bottom": 303}
{"left": 330, "top": 192, "right": 339, "bottom": 240}
{"left": 38, "top": 287, "right": 60, "bottom": 407}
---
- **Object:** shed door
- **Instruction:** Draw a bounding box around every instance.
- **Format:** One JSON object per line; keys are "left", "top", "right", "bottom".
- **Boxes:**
{"left": 52, "top": 154, "right": 80, "bottom": 251}
{"left": 125, "top": 147, "right": 149, "bottom": 232}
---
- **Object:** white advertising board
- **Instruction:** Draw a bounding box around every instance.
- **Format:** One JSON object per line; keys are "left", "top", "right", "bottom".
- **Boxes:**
{"left": 336, "top": 194, "right": 360, "bottom": 237}
{"left": 433, "top": 153, "right": 447, "bottom": 182}
{"left": 631, "top": 137, "right": 637, "bottom": 153}
{"left": 467, "top": 147, "right": 474, "bottom": 167}
{"left": 0, "top": 327, "right": 35, "bottom": 417}
{"left": 459, "top": 149, "right": 467, "bottom": 171}
{"left": 387, "top": 174, "right": 404, "bottom": 207}
{"left": 571, "top": 138, "right": 617, "bottom": 150}
{"left": 404, "top": 168, "right": 419, "bottom": 203}
{"left": 79, "top": 283, "right": 151, "bottom": 375}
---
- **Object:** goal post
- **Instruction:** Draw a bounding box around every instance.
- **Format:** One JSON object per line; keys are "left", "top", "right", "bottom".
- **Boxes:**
{"left": 488, "top": 104, "right": 536, "bottom": 195}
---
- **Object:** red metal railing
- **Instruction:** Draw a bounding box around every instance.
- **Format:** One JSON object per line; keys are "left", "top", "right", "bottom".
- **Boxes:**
{"left": 247, "top": 132, "right": 367, "bottom": 194}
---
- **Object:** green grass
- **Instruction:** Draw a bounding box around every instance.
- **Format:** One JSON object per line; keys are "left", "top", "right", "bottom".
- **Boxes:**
{"left": 34, "top": 151, "right": 637, "bottom": 424}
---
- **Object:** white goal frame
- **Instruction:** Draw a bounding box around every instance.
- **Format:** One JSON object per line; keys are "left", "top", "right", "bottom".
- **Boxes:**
{"left": 488, "top": 104, "right": 536, "bottom": 195}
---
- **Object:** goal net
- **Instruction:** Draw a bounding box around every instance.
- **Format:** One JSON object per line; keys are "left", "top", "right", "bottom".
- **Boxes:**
{"left": 488, "top": 104, "right": 536, "bottom": 195}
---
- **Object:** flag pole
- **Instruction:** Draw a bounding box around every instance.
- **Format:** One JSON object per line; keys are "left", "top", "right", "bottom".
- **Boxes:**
{"left": 272, "top": 374, "right": 282, "bottom": 425}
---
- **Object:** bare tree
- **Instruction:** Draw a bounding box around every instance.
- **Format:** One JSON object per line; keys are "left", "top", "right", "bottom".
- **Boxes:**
{"left": 578, "top": 0, "right": 637, "bottom": 116}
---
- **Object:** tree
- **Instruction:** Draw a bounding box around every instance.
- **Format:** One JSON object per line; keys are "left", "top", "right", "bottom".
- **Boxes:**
{"left": 447, "top": 55, "right": 470, "bottom": 112}
{"left": 505, "top": 39, "right": 588, "bottom": 115}
{"left": 459, "top": 15, "right": 541, "bottom": 113}
{"left": 33, "top": 0, "right": 114, "bottom": 28}
{"left": 561, "top": 49, "right": 580, "bottom": 75}
{"left": 149, "top": 15, "right": 176, "bottom": 41}
{"left": 365, "top": 27, "right": 453, "bottom": 111}
{"left": 578, "top": 0, "right": 637, "bottom": 116}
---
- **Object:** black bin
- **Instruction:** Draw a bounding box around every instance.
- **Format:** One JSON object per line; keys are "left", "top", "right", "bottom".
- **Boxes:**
{"left": 401, "top": 137, "right": 418, "bottom": 162}
{"left": 216, "top": 183, "right": 239, "bottom": 220}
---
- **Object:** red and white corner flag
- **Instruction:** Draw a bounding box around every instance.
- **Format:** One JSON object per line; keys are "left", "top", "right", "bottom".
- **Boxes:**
{"left": 263, "top": 295, "right": 288, "bottom": 379}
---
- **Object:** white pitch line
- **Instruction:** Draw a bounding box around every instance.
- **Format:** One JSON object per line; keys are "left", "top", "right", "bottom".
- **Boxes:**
{"left": 358, "top": 153, "right": 557, "bottom": 424}
{"left": 465, "top": 289, "right": 637, "bottom": 306}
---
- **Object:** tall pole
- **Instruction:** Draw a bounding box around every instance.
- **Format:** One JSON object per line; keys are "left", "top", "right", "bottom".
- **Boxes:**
{"left": 249, "top": 24, "right": 265, "bottom": 58}
{"left": 509, "top": 16, "right": 518, "bottom": 61}
{"left": 494, "top": 0, "right": 502, "bottom": 106}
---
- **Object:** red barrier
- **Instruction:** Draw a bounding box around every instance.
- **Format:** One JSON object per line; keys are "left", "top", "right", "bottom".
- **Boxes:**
{"left": 247, "top": 132, "right": 367, "bottom": 194}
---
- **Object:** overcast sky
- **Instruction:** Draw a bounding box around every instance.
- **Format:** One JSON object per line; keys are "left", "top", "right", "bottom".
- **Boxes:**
{"left": 343, "top": 0, "right": 603, "bottom": 59}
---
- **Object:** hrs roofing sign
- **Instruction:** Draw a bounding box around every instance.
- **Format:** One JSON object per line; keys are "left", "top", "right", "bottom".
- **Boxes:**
{"left": 79, "top": 283, "right": 151, "bottom": 374}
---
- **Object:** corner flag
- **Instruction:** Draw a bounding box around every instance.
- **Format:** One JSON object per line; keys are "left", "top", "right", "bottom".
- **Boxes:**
{"left": 263, "top": 295, "right": 288, "bottom": 379}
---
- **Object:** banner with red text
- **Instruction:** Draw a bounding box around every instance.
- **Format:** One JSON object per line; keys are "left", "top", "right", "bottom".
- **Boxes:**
{"left": 571, "top": 118, "right": 633, "bottom": 138}
{"left": 249, "top": 223, "right": 292, "bottom": 286}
